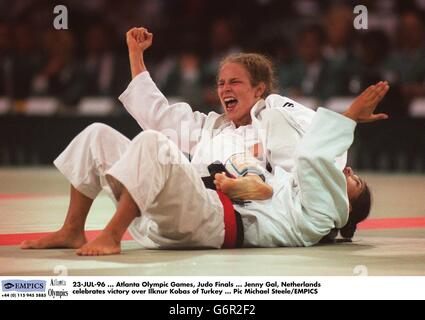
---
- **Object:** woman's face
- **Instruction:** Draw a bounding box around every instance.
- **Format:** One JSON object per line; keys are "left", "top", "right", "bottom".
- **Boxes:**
{"left": 217, "top": 62, "right": 264, "bottom": 127}
{"left": 344, "top": 167, "right": 364, "bottom": 201}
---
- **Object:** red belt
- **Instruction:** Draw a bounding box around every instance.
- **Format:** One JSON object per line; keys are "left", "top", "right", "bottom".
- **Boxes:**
{"left": 216, "top": 190, "right": 244, "bottom": 248}
{"left": 201, "top": 175, "right": 244, "bottom": 248}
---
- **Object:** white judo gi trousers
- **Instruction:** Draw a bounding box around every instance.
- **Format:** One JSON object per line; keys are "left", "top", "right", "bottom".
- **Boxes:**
{"left": 54, "top": 123, "right": 225, "bottom": 249}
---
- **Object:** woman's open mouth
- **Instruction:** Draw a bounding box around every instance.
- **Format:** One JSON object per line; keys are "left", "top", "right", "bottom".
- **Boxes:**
{"left": 224, "top": 97, "right": 238, "bottom": 111}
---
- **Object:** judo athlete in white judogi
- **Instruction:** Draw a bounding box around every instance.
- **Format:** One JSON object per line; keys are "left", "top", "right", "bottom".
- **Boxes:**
{"left": 20, "top": 27, "right": 389, "bottom": 255}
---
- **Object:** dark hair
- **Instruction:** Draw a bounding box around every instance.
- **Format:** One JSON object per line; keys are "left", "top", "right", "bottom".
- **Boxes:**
{"left": 218, "top": 53, "right": 277, "bottom": 98}
{"left": 340, "top": 183, "right": 372, "bottom": 239}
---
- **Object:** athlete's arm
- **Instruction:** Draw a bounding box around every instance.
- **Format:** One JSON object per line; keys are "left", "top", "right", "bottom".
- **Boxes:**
{"left": 126, "top": 27, "right": 153, "bottom": 79}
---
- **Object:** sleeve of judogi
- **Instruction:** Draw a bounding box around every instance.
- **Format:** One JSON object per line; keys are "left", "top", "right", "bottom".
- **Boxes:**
{"left": 260, "top": 108, "right": 304, "bottom": 173}
{"left": 260, "top": 95, "right": 315, "bottom": 173}
{"left": 294, "top": 107, "right": 357, "bottom": 229}
{"left": 118, "top": 71, "right": 208, "bottom": 154}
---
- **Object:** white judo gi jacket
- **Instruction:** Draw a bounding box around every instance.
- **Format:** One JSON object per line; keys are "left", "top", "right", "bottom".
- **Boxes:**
{"left": 235, "top": 109, "right": 354, "bottom": 247}
{"left": 118, "top": 71, "right": 351, "bottom": 247}
{"left": 119, "top": 72, "right": 346, "bottom": 174}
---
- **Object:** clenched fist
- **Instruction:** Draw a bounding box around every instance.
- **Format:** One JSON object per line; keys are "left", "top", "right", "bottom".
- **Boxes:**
{"left": 126, "top": 27, "right": 153, "bottom": 54}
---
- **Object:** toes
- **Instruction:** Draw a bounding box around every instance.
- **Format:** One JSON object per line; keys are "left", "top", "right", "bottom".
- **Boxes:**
{"left": 75, "top": 239, "right": 120, "bottom": 256}
{"left": 20, "top": 241, "right": 31, "bottom": 249}
{"left": 76, "top": 246, "right": 103, "bottom": 256}
{"left": 21, "top": 240, "right": 38, "bottom": 249}
{"left": 76, "top": 246, "right": 89, "bottom": 256}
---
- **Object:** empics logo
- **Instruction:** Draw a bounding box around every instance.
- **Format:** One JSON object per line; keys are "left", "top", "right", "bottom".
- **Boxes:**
{"left": 2, "top": 280, "right": 46, "bottom": 292}
{"left": 3, "top": 283, "right": 14, "bottom": 290}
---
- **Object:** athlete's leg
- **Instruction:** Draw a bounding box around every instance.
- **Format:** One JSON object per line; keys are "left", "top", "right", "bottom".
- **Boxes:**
{"left": 76, "top": 130, "right": 225, "bottom": 255}
{"left": 21, "top": 123, "right": 131, "bottom": 249}
{"left": 21, "top": 185, "right": 92, "bottom": 249}
{"left": 76, "top": 187, "right": 139, "bottom": 255}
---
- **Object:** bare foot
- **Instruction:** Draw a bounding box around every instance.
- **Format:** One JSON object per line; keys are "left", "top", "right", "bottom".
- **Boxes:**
{"left": 214, "top": 173, "right": 273, "bottom": 200}
{"left": 76, "top": 231, "right": 121, "bottom": 256}
{"left": 21, "top": 228, "right": 87, "bottom": 249}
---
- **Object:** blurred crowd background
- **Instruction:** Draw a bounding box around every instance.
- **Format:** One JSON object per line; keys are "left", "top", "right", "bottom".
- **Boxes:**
{"left": 0, "top": 0, "right": 424, "bottom": 170}
{"left": 0, "top": 0, "right": 424, "bottom": 116}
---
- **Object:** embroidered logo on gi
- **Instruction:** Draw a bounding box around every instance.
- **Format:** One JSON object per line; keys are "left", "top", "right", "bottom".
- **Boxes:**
{"left": 282, "top": 102, "right": 294, "bottom": 108}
